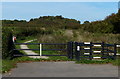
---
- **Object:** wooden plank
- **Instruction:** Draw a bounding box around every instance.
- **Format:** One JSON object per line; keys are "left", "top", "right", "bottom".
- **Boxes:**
{"left": 93, "top": 57, "right": 101, "bottom": 58}
{"left": 117, "top": 45, "right": 120, "bottom": 47}
{"left": 93, "top": 51, "right": 101, "bottom": 53}
{"left": 109, "top": 53, "right": 114, "bottom": 55}
{"left": 116, "top": 53, "right": 120, "bottom": 55}
{"left": 93, "top": 45, "right": 101, "bottom": 47}
{"left": 84, "top": 48, "right": 90, "bottom": 49}
{"left": 84, "top": 42, "right": 90, "bottom": 44}
{"left": 84, "top": 53, "right": 90, "bottom": 55}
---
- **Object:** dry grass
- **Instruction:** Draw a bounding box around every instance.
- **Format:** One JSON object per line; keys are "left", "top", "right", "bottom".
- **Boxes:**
{"left": 37, "top": 29, "right": 120, "bottom": 44}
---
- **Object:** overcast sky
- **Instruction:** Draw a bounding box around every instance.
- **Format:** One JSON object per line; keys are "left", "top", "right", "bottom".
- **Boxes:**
{"left": 2, "top": 2, "right": 119, "bottom": 23}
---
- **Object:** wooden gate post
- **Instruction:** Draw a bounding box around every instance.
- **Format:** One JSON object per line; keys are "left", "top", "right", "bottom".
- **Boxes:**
{"left": 89, "top": 42, "right": 93, "bottom": 60}
{"left": 101, "top": 42, "right": 105, "bottom": 59}
{"left": 67, "top": 41, "right": 73, "bottom": 59}
{"left": 75, "top": 42, "right": 80, "bottom": 61}
{"left": 114, "top": 43, "right": 117, "bottom": 60}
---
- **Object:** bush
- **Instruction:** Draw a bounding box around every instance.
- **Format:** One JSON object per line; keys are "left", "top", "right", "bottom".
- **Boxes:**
{"left": 2, "top": 27, "right": 15, "bottom": 59}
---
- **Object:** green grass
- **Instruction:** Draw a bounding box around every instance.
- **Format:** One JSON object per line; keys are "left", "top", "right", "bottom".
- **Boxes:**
{"left": 16, "top": 35, "right": 37, "bottom": 43}
{"left": 2, "top": 60, "right": 16, "bottom": 73}
{"left": 75, "top": 57, "right": 120, "bottom": 65}
{"left": 111, "top": 57, "right": 120, "bottom": 65}
{"left": 76, "top": 59, "right": 112, "bottom": 64}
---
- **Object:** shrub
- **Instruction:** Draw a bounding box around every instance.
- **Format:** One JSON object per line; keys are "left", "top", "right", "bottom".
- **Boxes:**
{"left": 2, "top": 27, "right": 15, "bottom": 59}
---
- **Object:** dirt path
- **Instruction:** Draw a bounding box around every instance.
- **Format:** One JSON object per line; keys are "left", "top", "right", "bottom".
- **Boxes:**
{"left": 20, "top": 39, "right": 48, "bottom": 59}
{"left": 3, "top": 61, "right": 118, "bottom": 77}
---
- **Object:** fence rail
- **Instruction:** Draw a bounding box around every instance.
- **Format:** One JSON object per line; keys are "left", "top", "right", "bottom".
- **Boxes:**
{"left": 14, "top": 43, "right": 67, "bottom": 45}
{"left": 14, "top": 49, "right": 67, "bottom": 51}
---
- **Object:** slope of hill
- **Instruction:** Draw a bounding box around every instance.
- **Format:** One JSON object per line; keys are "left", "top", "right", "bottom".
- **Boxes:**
{"left": 2, "top": 9, "right": 120, "bottom": 34}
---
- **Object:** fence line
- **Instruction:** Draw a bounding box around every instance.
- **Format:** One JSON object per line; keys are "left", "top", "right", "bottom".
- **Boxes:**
{"left": 13, "top": 42, "right": 120, "bottom": 60}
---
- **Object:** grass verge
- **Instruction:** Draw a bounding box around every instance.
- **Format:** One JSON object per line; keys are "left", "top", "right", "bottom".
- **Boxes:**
{"left": 75, "top": 57, "right": 120, "bottom": 66}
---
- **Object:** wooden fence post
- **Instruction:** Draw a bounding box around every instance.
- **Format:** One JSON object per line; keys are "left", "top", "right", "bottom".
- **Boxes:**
{"left": 101, "top": 42, "right": 104, "bottom": 59}
{"left": 67, "top": 42, "right": 73, "bottom": 59}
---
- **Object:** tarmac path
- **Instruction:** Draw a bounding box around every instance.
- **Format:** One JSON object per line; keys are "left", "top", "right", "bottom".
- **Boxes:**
{"left": 3, "top": 61, "right": 118, "bottom": 77}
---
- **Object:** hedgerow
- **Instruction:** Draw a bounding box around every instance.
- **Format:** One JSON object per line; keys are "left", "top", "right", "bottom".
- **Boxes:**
{"left": 2, "top": 27, "right": 15, "bottom": 59}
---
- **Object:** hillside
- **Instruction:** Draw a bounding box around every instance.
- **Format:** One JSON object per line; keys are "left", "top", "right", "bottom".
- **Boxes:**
{"left": 2, "top": 9, "right": 120, "bottom": 34}
{"left": 81, "top": 9, "right": 120, "bottom": 33}
{"left": 2, "top": 15, "right": 80, "bottom": 29}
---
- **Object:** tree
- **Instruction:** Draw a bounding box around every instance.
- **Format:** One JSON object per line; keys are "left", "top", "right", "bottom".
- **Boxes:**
{"left": 83, "top": 21, "right": 90, "bottom": 24}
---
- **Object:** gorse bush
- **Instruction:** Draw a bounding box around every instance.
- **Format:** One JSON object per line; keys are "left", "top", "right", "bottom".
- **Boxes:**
{"left": 2, "top": 27, "right": 15, "bottom": 59}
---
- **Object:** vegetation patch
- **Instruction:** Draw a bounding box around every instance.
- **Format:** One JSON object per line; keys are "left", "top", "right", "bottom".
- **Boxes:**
{"left": 2, "top": 27, "right": 15, "bottom": 59}
{"left": 2, "top": 60, "right": 16, "bottom": 73}
{"left": 76, "top": 59, "right": 112, "bottom": 64}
